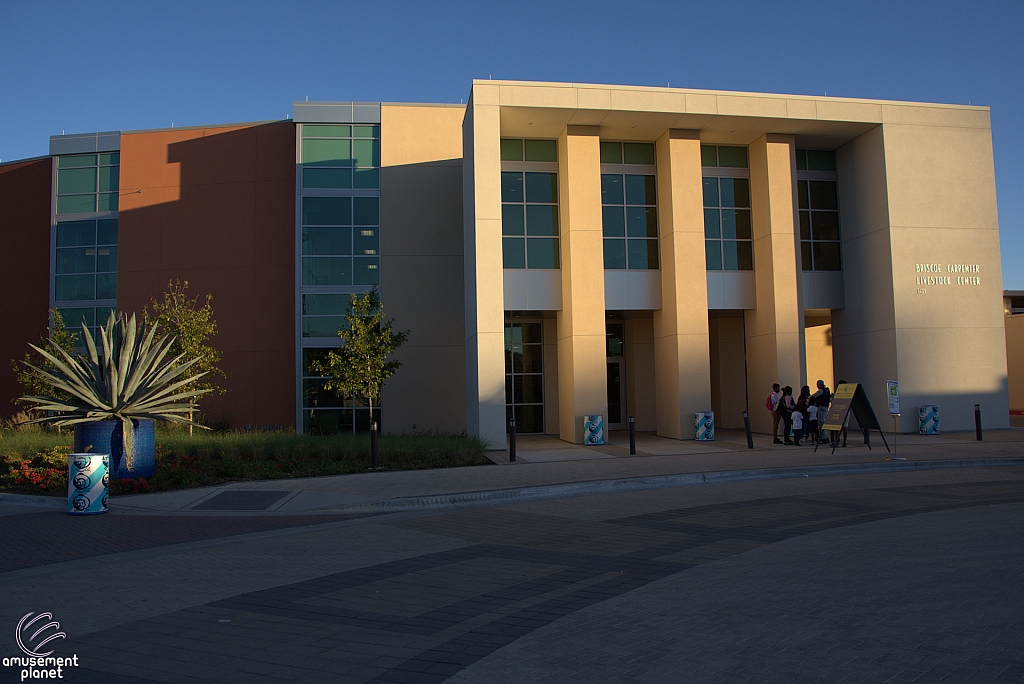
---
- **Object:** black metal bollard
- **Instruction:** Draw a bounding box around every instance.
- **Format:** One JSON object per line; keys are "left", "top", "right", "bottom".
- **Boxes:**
{"left": 509, "top": 419, "right": 516, "bottom": 462}
{"left": 743, "top": 411, "right": 754, "bottom": 449}
{"left": 975, "top": 404, "right": 983, "bottom": 441}
{"left": 629, "top": 416, "right": 636, "bottom": 455}
{"left": 370, "top": 421, "right": 379, "bottom": 470}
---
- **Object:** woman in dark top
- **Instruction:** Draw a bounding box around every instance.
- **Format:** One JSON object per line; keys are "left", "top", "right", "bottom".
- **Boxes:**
{"left": 781, "top": 386, "right": 795, "bottom": 445}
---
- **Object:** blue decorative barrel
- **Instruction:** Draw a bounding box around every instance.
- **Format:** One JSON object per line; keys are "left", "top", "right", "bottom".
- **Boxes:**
{"left": 67, "top": 453, "right": 108, "bottom": 515}
{"left": 74, "top": 419, "right": 156, "bottom": 479}
{"left": 695, "top": 412, "right": 715, "bottom": 441}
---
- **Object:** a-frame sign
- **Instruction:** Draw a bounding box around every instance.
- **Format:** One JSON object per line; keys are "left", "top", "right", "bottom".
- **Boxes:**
{"left": 816, "top": 383, "right": 890, "bottom": 455}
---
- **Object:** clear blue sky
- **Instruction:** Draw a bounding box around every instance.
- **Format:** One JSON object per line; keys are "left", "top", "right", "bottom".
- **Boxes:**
{"left": 2, "top": 0, "right": 1021, "bottom": 288}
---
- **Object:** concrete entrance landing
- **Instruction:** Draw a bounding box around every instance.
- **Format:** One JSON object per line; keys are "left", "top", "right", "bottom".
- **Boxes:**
{"left": 501, "top": 429, "right": 756, "bottom": 464}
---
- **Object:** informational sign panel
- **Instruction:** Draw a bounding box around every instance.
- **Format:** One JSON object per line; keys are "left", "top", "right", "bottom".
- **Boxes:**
{"left": 886, "top": 381, "right": 900, "bottom": 416}
{"left": 819, "top": 383, "right": 888, "bottom": 453}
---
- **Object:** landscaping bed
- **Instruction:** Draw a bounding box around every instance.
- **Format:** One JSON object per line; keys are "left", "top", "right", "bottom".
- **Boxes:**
{"left": 0, "top": 428, "right": 490, "bottom": 496}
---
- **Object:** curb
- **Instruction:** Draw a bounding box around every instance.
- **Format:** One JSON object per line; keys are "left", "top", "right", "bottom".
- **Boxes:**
{"left": 316, "top": 457, "right": 1024, "bottom": 514}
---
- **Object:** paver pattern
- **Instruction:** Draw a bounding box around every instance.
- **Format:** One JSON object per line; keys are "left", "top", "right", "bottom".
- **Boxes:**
{"left": 38, "top": 476, "right": 1024, "bottom": 683}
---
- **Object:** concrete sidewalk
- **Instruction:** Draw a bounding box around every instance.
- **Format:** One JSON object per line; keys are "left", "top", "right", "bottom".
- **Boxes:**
{"left": 78, "top": 427, "right": 1022, "bottom": 516}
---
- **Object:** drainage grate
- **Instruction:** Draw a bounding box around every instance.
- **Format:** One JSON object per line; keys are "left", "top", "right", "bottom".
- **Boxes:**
{"left": 192, "top": 490, "right": 289, "bottom": 511}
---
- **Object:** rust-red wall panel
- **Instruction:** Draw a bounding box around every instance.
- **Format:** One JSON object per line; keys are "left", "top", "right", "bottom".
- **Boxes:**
{"left": 118, "top": 122, "right": 296, "bottom": 428}
{"left": 0, "top": 158, "right": 53, "bottom": 416}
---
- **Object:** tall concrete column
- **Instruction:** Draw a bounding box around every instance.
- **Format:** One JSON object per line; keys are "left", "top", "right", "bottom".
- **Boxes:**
{"left": 462, "top": 85, "right": 507, "bottom": 448}
{"left": 653, "top": 129, "right": 712, "bottom": 439}
{"left": 745, "top": 133, "right": 805, "bottom": 433}
{"left": 556, "top": 126, "right": 607, "bottom": 443}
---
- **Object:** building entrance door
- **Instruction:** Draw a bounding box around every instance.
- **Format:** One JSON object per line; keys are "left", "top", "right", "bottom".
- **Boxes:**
{"left": 607, "top": 358, "right": 625, "bottom": 430}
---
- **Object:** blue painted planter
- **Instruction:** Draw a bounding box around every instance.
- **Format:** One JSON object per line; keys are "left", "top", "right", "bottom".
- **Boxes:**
{"left": 74, "top": 419, "right": 156, "bottom": 479}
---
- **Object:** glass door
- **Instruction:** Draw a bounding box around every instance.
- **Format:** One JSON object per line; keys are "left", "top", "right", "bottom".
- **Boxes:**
{"left": 606, "top": 322, "right": 625, "bottom": 430}
{"left": 505, "top": 321, "right": 544, "bottom": 433}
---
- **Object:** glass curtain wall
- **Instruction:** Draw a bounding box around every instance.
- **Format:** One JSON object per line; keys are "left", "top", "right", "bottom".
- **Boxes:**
{"left": 505, "top": 321, "right": 544, "bottom": 434}
{"left": 500, "top": 139, "right": 559, "bottom": 269}
{"left": 600, "top": 142, "right": 658, "bottom": 270}
{"left": 53, "top": 153, "right": 119, "bottom": 344}
{"left": 299, "top": 123, "right": 382, "bottom": 433}
{"left": 702, "top": 145, "right": 753, "bottom": 271}
{"left": 796, "top": 150, "right": 842, "bottom": 271}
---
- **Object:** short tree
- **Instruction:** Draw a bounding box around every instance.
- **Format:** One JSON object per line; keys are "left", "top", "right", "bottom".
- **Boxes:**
{"left": 143, "top": 280, "right": 225, "bottom": 432}
{"left": 11, "top": 309, "right": 80, "bottom": 408}
{"left": 312, "top": 288, "right": 408, "bottom": 430}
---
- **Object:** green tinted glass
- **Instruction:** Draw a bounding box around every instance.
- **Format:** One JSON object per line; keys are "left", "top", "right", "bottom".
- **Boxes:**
{"left": 604, "top": 239, "right": 626, "bottom": 269}
{"left": 625, "top": 175, "right": 655, "bottom": 205}
{"left": 353, "top": 257, "right": 380, "bottom": 285}
{"left": 627, "top": 239, "right": 657, "bottom": 269}
{"left": 718, "top": 146, "right": 748, "bottom": 168}
{"left": 304, "top": 125, "right": 350, "bottom": 138}
{"left": 58, "top": 167, "right": 96, "bottom": 194}
{"left": 60, "top": 307, "right": 95, "bottom": 327}
{"left": 795, "top": 149, "right": 807, "bottom": 171}
{"left": 58, "top": 155, "right": 96, "bottom": 169}
{"left": 302, "top": 257, "right": 352, "bottom": 285}
{"left": 303, "top": 293, "right": 349, "bottom": 315}
{"left": 702, "top": 178, "right": 719, "bottom": 207}
{"left": 57, "top": 221, "right": 96, "bottom": 247}
{"left": 303, "top": 316, "right": 347, "bottom": 338}
{"left": 97, "top": 219, "right": 117, "bottom": 244}
{"left": 526, "top": 205, "right": 558, "bottom": 236}
{"left": 96, "top": 273, "right": 117, "bottom": 299}
{"left": 353, "top": 168, "right": 379, "bottom": 188}
{"left": 502, "top": 204, "right": 525, "bottom": 235}
{"left": 526, "top": 238, "right": 559, "bottom": 269}
{"left": 501, "top": 172, "right": 524, "bottom": 202}
{"left": 705, "top": 240, "right": 722, "bottom": 270}
{"left": 303, "top": 168, "right": 351, "bottom": 189}
{"left": 806, "top": 150, "right": 836, "bottom": 171}
{"left": 99, "top": 153, "right": 119, "bottom": 165}
{"left": 303, "top": 197, "right": 351, "bottom": 225}
{"left": 502, "top": 238, "right": 526, "bottom": 268}
{"left": 55, "top": 274, "right": 95, "bottom": 300}
{"left": 97, "top": 192, "right": 118, "bottom": 212}
{"left": 353, "top": 197, "right": 379, "bottom": 225}
{"left": 525, "top": 172, "right": 557, "bottom": 203}
{"left": 603, "top": 206, "right": 625, "bottom": 237}
{"left": 601, "top": 174, "right": 624, "bottom": 204}
{"left": 302, "top": 227, "right": 351, "bottom": 255}
{"left": 353, "top": 125, "right": 379, "bottom": 138}
{"left": 623, "top": 143, "right": 655, "bottom": 165}
{"left": 96, "top": 246, "right": 117, "bottom": 272}
{"left": 524, "top": 140, "right": 556, "bottom": 162}
{"left": 56, "top": 247, "right": 95, "bottom": 274}
{"left": 354, "top": 227, "right": 379, "bottom": 255}
{"left": 98, "top": 166, "right": 118, "bottom": 192}
{"left": 500, "top": 139, "right": 523, "bottom": 161}
{"left": 703, "top": 209, "right": 721, "bottom": 238}
{"left": 303, "top": 139, "right": 351, "bottom": 166}
{"left": 626, "top": 207, "right": 657, "bottom": 237}
{"left": 701, "top": 145, "right": 718, "bottom": 167}
{"left": 352, "top": 139, "right": 379, "bottom": 167}
{"left": 600, "top": 142, "right": 622, "bottom": 164}
{"left": 57, "top": 194, "right": 96, "bottom": 214}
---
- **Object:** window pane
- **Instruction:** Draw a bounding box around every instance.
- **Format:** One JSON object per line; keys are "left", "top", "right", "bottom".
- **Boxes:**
{"left": 702, "top": 177, "right": 719, "bottom": 207}
{"left": 500, "top": 139, "right": 523, "bottom": 161}
{"left": 303, "top": 197, "right": 350, "bottom": 225}
{"left": 58, "top": 167, "right": 96, "bottom": 194}
{"left": 735, "top": 241, "right": 753, "bottom": 270}
{"left": 55, "top": 274, "right": 95, "bottom": 301}
{"left": 353, "top": 197, "right": 379, "bottom": 225}
{"left": 638, "top": 239, "right": 659, "bottom": 269}
{"left": 98, "top": 166, "right": 119, "bottom": 192}
{"left": 809, "top": 181, "right": 838, "bottom": 210}
{"left": 625, "top": 174, "right": 655, "bottom": 205}
{"left": 303, "top": 316, "right": 347, "bottom": 338}
{"left": 524, "top": 139, "right": 557, "bottom": 162}
{"left": 502, "top": 237, "right": 526, "bottom": 268}
{"left": 514, "top": 404, "right": 544, "bottom": 434}
{"left": 501, "top": 171, "right": 524, "bottom": 203}
{"left": 722, "top": 241, "right": 739, "bottom": 270}
{"left": 807, "top": 150, "right": 836, "bottom": 172}
{"left": 813, "top": 242, "right": 842, "bottom": 270}
{"left": 734, "top": 209, "right": 751, "bottom": 239}
{"left": 57, "top": 194, "right": 96, "bottom": 214}
{"left": 303, "top": 380, "right": 346, "bottom": 408}
{"left": 353, "top": 168, "right": 379, "bottom": 188}
{"left": 302, "top": 348, "right": 332, "bottom": 375}
{"left": 522, "top": 322, "right": 542, "bottom": 343}
{"left": 57, "top": 221, "right": 96, "bottom": 247}
{"left": 623, "top": 142, "right": 655, "bottom": 165}
{"left": 525, "top": 172, "right": 557, "bottom": 203}
{"left": 798, "top": 180, "right": 809, "bottom": 210}
{"left": 302, "top": 227, "right": 351, "bottom": 255}
{"left": 799, "top": 211, "right": 811, "bottom": 240}
{"left": 718, "top": 146, "right": 748, "bottom": 168}
{"left": 303, "top": 293, "right": 349, "bottom": 315}
{"left": 58, "top": 155, "right": 97, "bottom": 169}
{"left": 601, "top": 174, "right": 624, "bottom": 205}
{"left": 516, "top": 375, "right": 544, "bottom": 404}
{"left": 304, "top": 125, "right": 350, "bottom": 138}
{"left": 502, "top": 204, "right": 525, "bottom": 235}
{"left": 603, "top": 239, "right": 626, "bottom": 269}
{"left": 517, "top": 344, "right": 542, "bottom": 373}
{"left": 96, "top": 246, "right": 116, "bottom": 272}
{"left": 302, "top": 257, "right": 352, "bottom": 285}
{"left": 56, "top": 247, "right": 95, "bottom": 274}
{"left": 304, "top": 168, "right": 351, "bottom": 188}
{"left": 704, "top": 209, "right": 721, "bottom": 238}
{"left": 796, "top": 149, "right": 807, "bottom": 171}
{"left": 701, "top": 145, "right": 718, "bottom": 167}
{"left": 97, "top": 192, "right": 118, "bottom": 212}
{"left": 600, "top": 142, "right": 622, "bottom": 164}
{"left": 526, "top": 237, "right": 559, "bottom": 268}
{"left": 626, "top": 207, "right": 646, "bottom": 237}
{"left": 603, "top": 206, "right": 625, "bottom": 237}
{"left": 353, "top": 257, "right": 380, "bottom": 285}
{"left": 706, "top": 240, "right": 722, "bottom": 270}
{"left": 627, "top": 239, "right": 651, "bottom": 269}
{"left": 354, "top": 227, "right": 379, "bottom": 255}
{"left": 720, "top": 178, "right": 750, "bottom": 208}
{"left": 59, "top": 307, "right": 95, "bottom": 327}
{"left": 97, "top": 219, "right": 117, "bottom": 245}
{"left": 721, "top": 209, "right": 737, "bottom": 239}
{"left": 526, "top": 205, "right": 558, "bottom": 236}
{"left": 801, "top": 241, "right": 813, "bottom": 270}
{"left": 96, "top": 273, "right": 117, "bottom": 299}
{"left": 352, "top": 139, "right": 379, "bottom": 168}
{"left": 811, "top": 212, "right": 840, "bottom": 240}
{"left": 353, "top": 125, "right": 379, "bottom": 139}
{"left": 303, "top": 139, "right": 351, "bottom": 166}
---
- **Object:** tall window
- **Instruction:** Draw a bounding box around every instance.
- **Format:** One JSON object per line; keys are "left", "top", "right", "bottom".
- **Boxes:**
{"left": 301, "top": 348, "right": 380, "bottom": 434}
{"left": 505, "top": 321, "right": 544, "bottom": 434}
{"left": 301, "top": 196, "right": 380, "bottom": 287}
{"left": 500, "top": 139, "right": 559, "bottom": 269}
{"left": 56, "top": 153, "right": 119, "bottom": 214}
{"left": 796, "top": 150, "right": 841, "bottom": 271}
{"left": 702, "top": 145, "right": 752, "bottom": 271}
{"left": 302, "top": 125, "right": 379, "bottom": 189}
{"left": 601, "top": 142, "right": 658, "bottom": 270}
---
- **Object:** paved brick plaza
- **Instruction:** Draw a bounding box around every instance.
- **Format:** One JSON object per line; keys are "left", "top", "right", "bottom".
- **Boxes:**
{"left": 1, "top": 453, "right": 1022, "bottom": 683}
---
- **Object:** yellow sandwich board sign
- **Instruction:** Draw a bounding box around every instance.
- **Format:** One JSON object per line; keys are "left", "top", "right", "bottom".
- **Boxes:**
{"left": 818, "top": 382, "right": 889, "bottom": 454}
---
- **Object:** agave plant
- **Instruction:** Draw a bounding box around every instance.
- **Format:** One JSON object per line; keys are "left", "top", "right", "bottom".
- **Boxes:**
{"left": 17, "top": 312, "right": 211, "bottom": 469}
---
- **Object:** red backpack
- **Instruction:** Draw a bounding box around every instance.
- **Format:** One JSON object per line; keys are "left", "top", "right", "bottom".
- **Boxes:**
{"left": 765, "top": 394, "right": 775, "bottom": 411}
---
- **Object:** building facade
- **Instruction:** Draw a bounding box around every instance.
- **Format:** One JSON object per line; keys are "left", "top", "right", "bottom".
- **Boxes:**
{"left": 0, "top": 80, "right": 1011, "bottom": 445}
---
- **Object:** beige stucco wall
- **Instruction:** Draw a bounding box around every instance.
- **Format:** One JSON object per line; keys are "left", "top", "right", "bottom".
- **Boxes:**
{"left": 804, "top": 317, "right": 835, "bottom": 392}
{"left": 1007, "top": 315, "right": 1024, "bottom": 411}
{"left": 381, "top": 104, "right": 467, "bottom": 434}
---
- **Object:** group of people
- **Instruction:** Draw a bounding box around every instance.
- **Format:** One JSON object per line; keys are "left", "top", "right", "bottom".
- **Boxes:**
{"left": 767, "top": 380, "right": 832, "bottom": 446}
